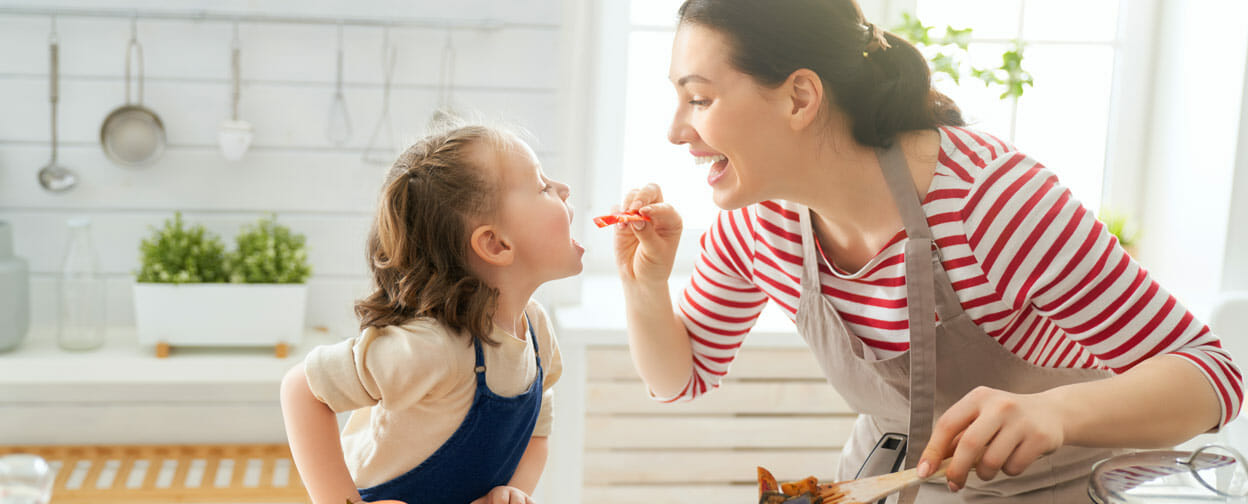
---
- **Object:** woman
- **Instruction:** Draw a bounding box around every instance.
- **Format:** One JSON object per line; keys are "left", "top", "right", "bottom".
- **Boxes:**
{"left": 612, "top": 0, "right": 1242, "bottom": 502}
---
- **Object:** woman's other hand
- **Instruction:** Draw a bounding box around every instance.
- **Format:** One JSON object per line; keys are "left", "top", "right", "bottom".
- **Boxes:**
{"left": 469, "top": 485, "right": 535, "bottom": 504}
{"left": 614, "top": 183, "right": 683, "bottom": 284}
{"left": 917, "top": 386, "right": 1065, "bottom": 492}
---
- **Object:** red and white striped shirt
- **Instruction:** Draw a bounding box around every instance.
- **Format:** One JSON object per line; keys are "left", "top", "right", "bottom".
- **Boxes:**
{"left": 674, "top": 126, "right": 1243, "bottom": 426}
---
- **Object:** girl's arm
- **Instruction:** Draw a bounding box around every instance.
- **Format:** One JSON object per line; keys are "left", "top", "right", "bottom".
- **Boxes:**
{"left": 280, "top": 363, "right": 365, "bottom": 504}
{"left": 507, "top": 436, "right": 548, "bottom": 494}
{"left": 467, "top": 437, "right": 547, "bottom": 504}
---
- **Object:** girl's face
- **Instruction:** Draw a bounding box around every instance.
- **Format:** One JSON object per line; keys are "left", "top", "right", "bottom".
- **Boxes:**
{"left": 492, "top": 136, "right": 584, "bottom": 282}
{"left": 667, "top": 23, "right": 798, "bottom": 210}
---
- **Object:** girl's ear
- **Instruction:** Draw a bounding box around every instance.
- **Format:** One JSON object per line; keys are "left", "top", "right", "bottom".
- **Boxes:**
{"left": 784, "top": 68, "right": 824, "bottom": 131}
{"left": 470, "top": 225, "right": 514, "bottom": 266}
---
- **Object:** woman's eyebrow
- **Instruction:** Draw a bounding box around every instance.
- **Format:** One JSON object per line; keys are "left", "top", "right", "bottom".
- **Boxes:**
{"left": 673, "top": 74, "right": 712, "bottom": 86}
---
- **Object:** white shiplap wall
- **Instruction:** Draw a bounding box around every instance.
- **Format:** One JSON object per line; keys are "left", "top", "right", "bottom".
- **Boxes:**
{"left": 0, "top": 0, "right": 566, "bottom": 338}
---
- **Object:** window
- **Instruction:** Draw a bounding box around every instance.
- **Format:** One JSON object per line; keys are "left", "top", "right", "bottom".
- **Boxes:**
{"left": 585, "top": 0, "right": 707, "bottom": 273}
{"left": 588, "top": 0, "right": 1127, "bottom": 274}
{"left": 916, "top": 0, "right": 1122, "bottom": 213}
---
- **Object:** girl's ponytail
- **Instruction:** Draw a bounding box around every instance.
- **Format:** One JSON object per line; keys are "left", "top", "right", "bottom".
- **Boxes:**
{"left": 356, "top": 125, "right": 507, "bottom": 346}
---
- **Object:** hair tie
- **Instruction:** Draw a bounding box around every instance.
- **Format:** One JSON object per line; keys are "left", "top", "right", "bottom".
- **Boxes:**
{"left": 862, "top": 22, "right": 892, "bottom": 58}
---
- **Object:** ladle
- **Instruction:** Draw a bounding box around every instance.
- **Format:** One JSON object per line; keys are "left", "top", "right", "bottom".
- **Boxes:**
{"left": 38, "top": 16, "right": 76, "bottom": 192}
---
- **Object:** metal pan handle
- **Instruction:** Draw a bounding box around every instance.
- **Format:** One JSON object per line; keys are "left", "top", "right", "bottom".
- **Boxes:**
{"left": 1184, "top": 444, "right": 1248, "bottom": 497}
{"left": 125, "top": 19, "right": 144, "bottom": 105}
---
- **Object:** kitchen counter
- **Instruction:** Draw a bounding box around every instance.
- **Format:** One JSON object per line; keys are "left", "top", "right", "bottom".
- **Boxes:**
{"left": 0, "top": 327, "right": 339, "bottom": 445}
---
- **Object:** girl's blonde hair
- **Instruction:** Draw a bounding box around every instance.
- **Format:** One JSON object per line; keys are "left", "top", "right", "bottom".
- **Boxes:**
{"left": 355, "top": 124, "right": 510, "bottom": 345}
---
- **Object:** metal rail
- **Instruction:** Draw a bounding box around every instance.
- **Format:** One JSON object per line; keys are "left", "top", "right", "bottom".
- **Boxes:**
{"left": 0, "top": 5, "right": 518, "bottom": 30}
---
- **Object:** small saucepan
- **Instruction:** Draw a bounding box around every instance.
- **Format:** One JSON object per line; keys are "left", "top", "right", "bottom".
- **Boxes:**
{"left": 100, "top": 25, "right": 165, "bottom": 168}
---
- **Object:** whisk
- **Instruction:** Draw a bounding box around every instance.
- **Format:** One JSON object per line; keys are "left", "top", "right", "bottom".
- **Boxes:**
{"left": 361, "top": 25, "right": 398, "bottom": 165}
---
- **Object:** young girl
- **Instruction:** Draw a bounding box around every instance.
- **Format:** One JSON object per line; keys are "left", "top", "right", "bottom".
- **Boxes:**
{"left": 280, "top": 124, "right": 584, "bottom": 504}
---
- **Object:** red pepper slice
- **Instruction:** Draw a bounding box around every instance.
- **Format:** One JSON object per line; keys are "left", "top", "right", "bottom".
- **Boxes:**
{"left": 593, "top": 211, "right": 651, "bottom": 228}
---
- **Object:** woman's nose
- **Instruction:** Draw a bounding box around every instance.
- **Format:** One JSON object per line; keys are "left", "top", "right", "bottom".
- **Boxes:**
{"left": 668, "top": 111, "right": 696, "bottom": 145}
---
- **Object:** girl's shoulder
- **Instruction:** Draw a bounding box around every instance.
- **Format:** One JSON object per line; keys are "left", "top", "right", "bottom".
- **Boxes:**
{"left": 369, "top": 318, "right": 472, "bottom": 356}
{"left": 524, "top": 299, "right": 558, "bottom": 349}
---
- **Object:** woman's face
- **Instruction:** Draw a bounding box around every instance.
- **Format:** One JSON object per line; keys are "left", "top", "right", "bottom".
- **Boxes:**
{"left": 667, "top": 23, "right": 796, "bottom": 210}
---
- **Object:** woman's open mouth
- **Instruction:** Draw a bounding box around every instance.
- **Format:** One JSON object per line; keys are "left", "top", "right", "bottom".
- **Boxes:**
{"left": 695, "top": 154, "right": 729, "bottom": 186}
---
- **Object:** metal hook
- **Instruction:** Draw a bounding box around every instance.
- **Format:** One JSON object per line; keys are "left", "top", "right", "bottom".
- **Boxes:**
{"left": 49, "top": 14, "right": 57, "bottom": 43}
{"left": 380, "top": 24, "right": 397, "bottom": 86}
{"left": 230, "top": 22, "right": 242, "bottom": 120}
{"left": 438, "top": 30, "right": 455, "bottom": 109}
{"left": 130, "top": 13, "right": 138, "bottom": 41}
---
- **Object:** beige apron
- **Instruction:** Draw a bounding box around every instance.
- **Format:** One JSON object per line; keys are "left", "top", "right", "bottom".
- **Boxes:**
{"left": 794, "top": 144, "right": 1122, "bottom": 503}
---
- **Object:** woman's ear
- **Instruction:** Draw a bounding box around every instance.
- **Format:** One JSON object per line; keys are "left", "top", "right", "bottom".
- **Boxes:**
{"left": 785, "top": 68, "right": 824, "bottom": 131}
{"left": 470, "top": 225, "right": 514, "bottom": 266}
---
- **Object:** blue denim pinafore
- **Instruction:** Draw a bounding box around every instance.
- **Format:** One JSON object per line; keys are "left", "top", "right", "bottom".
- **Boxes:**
{"left": 358, "top": 314, "right": 543, "bottom": 504}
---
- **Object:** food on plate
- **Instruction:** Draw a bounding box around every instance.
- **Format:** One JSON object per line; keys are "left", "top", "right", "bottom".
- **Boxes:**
{"left": 757, "top": 467, "right": 846, "bottom": 504}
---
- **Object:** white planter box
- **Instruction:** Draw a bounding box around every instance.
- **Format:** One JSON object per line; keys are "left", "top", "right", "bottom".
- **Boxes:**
{"left": 133, "top": 283, "right": 307, "bottom": 349}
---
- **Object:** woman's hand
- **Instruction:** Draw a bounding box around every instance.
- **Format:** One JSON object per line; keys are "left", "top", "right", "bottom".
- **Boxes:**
{"left": 614, "top": 183, "right": 683, "bottom": 284}
{"left": 469, "top": 485, "right": 535, "bottom": 504}
{"left": 917, "top": 386, "right": 1065, "bottom": 492}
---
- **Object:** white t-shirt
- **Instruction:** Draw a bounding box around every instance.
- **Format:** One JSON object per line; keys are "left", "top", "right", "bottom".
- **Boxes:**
{"left": 304, "top": 299, "right": 562, "bottom": 488}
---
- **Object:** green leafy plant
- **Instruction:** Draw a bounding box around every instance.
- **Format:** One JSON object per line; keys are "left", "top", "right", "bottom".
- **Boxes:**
{"left": 136, "top": 212, "right": 229, "bottom": 284}
{"left": 226, "top": 214, "right": 313, "bottom": 284}
{"left": 894, "top": 12, "right": 1034, "bottom": 99}
{"left": 1099, "top": 209, "right": 1139, "bottom": 250}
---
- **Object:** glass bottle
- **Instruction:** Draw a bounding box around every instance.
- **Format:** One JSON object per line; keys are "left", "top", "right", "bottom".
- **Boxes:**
{"left": 57, "top": 217, "right": 104, "bottom": 351}
{"left": 0, "top": 220, "right": 30, "bottom": 352}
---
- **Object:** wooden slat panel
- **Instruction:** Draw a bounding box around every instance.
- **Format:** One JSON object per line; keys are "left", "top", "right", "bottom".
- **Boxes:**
{"left": 1, "top": 444, "right": 308, "bottom": 502}
{"left": 584, "top": 484, "right": 755, "bottom": 504}
{"left": 584, "top": 449, "right": 842, "bottom": 485}
{"left": 587, "top": 347, "right": 826, "bottom": 381}
{"left": 585, "top": 416, "right": 855, "bottom": 449}
{"left": 78, "top": 447, "right": 111, "bottom": 490}
{"left": 587, "top": 382, "right": 852, "bottom": 415}
{"left": 170, "top": 447, "right": 195, "bottom": 490}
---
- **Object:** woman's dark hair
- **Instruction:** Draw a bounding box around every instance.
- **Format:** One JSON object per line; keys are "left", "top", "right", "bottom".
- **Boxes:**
{"left": 678, "top": 0, "right": 964, "bottom": 148}
{"left": 355, "top": 124, "right": 508, "bottom": 345}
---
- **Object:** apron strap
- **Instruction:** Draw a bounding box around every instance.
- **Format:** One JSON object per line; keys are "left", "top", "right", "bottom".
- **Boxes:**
{"left": 473, "top": 336, "right": 487, "bottom": 376}
{"left": 525, "top": 312, "right": 542, "bottom": 369}
{"left": 877, "top": 143, "right": 938, "bottom": 504}
{"left": 798, "top": 208, "right": 822, "bottom": 296}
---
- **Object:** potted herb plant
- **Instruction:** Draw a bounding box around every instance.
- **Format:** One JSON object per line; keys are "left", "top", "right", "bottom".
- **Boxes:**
{"left": 132, "top": 212, "right": 311, "bottom": 358}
